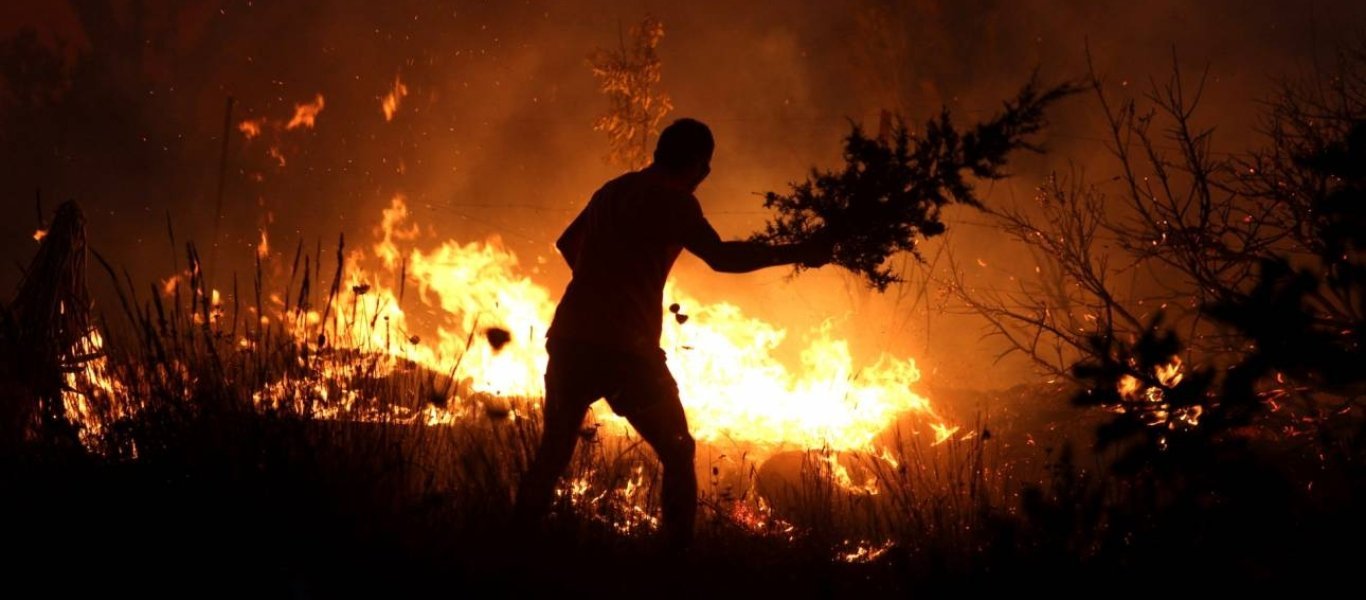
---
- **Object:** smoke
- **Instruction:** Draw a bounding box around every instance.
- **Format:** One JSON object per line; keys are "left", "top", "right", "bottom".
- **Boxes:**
{"left": 2, "top": 0, "right": 1363, "bottom": 389}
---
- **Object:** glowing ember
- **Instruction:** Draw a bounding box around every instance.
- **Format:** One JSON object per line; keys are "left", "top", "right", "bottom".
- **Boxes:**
{"left": 257, "top": 229, "right": 270, "bottom": 259}
{"left": 1113, "top": 356, "right": 1202, "bottom": 429}
{"left": 160, "top": 274, "right": 180, "bottom": 296}
{"left": 382, "top": 75, "right": 408, "bottom": 122}
{"left": 286, "top": 93, "right": 326, "bottom": 130}
{"left": 1155, "top": 356, "right": 1184, "bottom": 388}
{"left": 839, "top": 539, "right": 895, "bottom": 563}
{"left": 930, "top": 422, "right": 960, "bottom": 446}
{"left": 238, "top": 118, "right": 264, "bottom": 139}
{"left": 1117, "top": 374, "right": 1142, "bottom": 399}
{"left": 32, "top": 229, "right": 47, "bottom": 242}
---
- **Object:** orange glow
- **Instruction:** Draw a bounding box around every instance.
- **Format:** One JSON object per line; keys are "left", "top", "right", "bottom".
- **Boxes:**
{"left": 33, "top": 229, "right": 47, "bottom": 242}
{"left": 1155, "top": 355, "right": 1184, "bottom": 388}
{"left": 382, "top": 75, "right": 408, "bottom": 122}
{"left": 1113, "top": 357, "right": 1201, "bottom": 430}
{"left": 277, "top": 195, "right": 954, "bottom": 456}
{"left": 840, "top": 539, "right": 895, "bottom": 563}
{"left": 160, "top": 274, "right": 180, "bottom": 296}
{"left": 930, "top": 422, "right": 960, "bottom": 446}
{"left": 238, "top": 118, "right": 264, "bottom": 139}
{"left": 1117, "top": 374, "right": 1142, "bottom": 400}
{"left": 286, "top": 93, "right": 326, "bottom": 130}
{"left": 60, "top": 329, "right": 129, "bottom": 447}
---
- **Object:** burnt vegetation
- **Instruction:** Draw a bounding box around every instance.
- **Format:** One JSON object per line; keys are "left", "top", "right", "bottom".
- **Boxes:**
{"left": 946, "top": 46, "right": 1366, "bottom": 583}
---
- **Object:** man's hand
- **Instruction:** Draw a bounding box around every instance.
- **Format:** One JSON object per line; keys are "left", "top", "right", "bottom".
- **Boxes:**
{"left": 791, "top": 229, "right": 836, "bottom": 268}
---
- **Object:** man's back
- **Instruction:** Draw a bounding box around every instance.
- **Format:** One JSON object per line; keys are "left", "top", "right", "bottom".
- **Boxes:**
{"left": 547, "top": 168, "right": 709, "bottom": 353}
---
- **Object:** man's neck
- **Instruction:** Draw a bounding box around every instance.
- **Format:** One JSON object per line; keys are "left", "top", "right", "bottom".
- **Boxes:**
{"left": 644, "top": 163, "right": 693, "bottom": 193}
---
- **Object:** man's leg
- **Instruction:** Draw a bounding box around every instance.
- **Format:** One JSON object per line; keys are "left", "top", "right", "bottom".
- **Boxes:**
{"left": 623, "top": 397, "right": 697, "bottom": 549}
{"left": 513, "top": 358, "right": 592, "bottom": 531}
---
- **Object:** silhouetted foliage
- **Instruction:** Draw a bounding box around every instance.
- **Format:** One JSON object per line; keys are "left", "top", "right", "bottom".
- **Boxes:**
{"left": 1070, "top": 315, "right": 1221, "bottom": 472}
{"left": 1207, "top": 119, "right": 1366, "bottom": 398}
{"left": 588, "top": 16, "right": 673, "bottom": 170}
{"left": 754, "top": 78, "right": 1080, "bottom": 291}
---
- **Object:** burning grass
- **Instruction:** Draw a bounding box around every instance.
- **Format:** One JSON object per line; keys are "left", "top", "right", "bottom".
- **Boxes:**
{"left": 4, "top": 201, "right": 1362, "bottom": 594}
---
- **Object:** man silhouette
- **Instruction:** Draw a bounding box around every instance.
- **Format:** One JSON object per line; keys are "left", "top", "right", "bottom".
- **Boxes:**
{"left": 514, "top": 118, "right": 831, "bottom": 549}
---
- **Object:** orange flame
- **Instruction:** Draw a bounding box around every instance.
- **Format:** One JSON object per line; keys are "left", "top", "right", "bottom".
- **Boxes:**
{"left": 1154, "top": 355, "right": 1184, "bottom": 388}
{"left": 257, "top": 229, "right": 270, "bottom": 259}
{"left": 61, "top": 329, "right": 130, "bottom": 448}
{"left": 382, "top": 75, "right": 408, "bottom": 122}
{"left": 299, "top": 195, "right": 952, "bottom": 455}
{"left": 286, "top": 93, "right": 325, "bottom": 130}
{"left": 238, "top": 118, "right": 264, "bottom": 140}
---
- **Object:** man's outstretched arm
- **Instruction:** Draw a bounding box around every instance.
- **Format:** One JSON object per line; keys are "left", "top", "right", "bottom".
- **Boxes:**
{"left": 684, "top": 221, "right": 830, "bottom": 274}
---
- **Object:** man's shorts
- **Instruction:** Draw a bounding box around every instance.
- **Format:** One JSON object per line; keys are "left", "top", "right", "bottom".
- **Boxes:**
{"left": 544, "top": 339, "right": 681, "bottom": 420}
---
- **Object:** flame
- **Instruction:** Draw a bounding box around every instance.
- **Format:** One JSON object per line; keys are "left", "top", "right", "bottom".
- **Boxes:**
{"left": 238, "top": 118, "right": 264, "bottom": 139}
{"left": 930, "top": 422, "right": 960, "bottom": 446}
{"left": 299, "top": 195, "right": 951, "bottom": 456}
{"left": 1154, "top": 355, "right": 1184, "bottom": 388}
{"left": 821, "top": 452, "right": 880, "bottom": 495}
{"left": 839, "top": 539, "right": 895, "bottom": 563}
{"left": 286, "top": 93, "right": 325, "bottom": 130}
{"left": 257, "top": 229, "right": 270, "bottom": 259}
{"left": 160, "top": 274, "right": 180, "bottom": 297}
{"left": 1117, "top": 374, "right": 1142, "bottom": 400}
{"left": 61, "top": 329, "right": 130, "bottom": 447}
{"left": 33, "top": 229, "right": 48, "bottom": 242}
{"left": 382, "top": 75, "right": 408, "bottom": 122}
{"left": 1112, "top": 357, "right": 1201, "bottom": 430}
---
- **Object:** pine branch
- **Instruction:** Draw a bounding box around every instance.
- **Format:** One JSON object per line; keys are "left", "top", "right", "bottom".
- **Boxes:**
{"left": 754, "top": 77, "right": 1082, "bottom": 290}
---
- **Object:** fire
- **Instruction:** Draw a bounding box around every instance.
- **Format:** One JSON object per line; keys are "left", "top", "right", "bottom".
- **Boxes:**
{"left": 61, "top": 329, "right": 130, "bottom": 447}
{"left": 305, "top": 195, "right": 952, "bottom": 456}
{"left": 930, "top": 422, "right": 960, "bottom": 446}
{"left": 160, "top": 274, "right": 180, "bottom": 296}
{"left": 1112, "top": 356, "right": 1202, "bottom": 429}
{"left": 382, "top": 75, "right": 408, "bottom": 122}
{"left": 1117, "top": 374, "right": 1142, "bottom": 400}
{"left": 257, "top": 229, "right": 270, "bottom": 259}
{"left": 238, "top": 118, "right": 264, "bottom": 140}
{"left": 839, "top": 539, "right": 895, "bottom": 563}
{"left": 1155, "top": 355, "right": 1184, "bottom": 388}
{"left": 286, "top": 93, "right": 326, "bottom": 130}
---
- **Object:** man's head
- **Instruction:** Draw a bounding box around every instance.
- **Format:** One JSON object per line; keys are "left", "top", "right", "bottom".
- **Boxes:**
{"left": 653, "top": 118, "right": 713, "bottom": 192}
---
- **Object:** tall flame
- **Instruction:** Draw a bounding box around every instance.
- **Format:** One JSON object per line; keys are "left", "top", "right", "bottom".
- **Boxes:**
{"left": 316, "top": 195, "right": 950, "bottom": 454}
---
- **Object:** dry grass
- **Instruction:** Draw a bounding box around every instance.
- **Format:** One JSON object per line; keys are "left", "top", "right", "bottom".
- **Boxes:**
{"left": 4, "top": 229, "right": 1360, "bottom": 595}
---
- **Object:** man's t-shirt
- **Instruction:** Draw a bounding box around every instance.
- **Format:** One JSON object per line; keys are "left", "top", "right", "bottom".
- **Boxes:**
{"left": 547, "top": 168, "right": 715, "bottom": 354}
